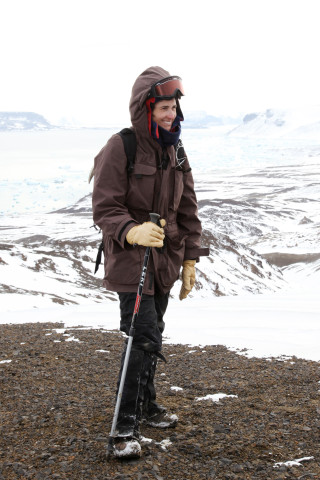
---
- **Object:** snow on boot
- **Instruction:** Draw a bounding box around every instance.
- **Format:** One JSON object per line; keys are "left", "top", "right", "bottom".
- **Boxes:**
{"left": 113, "top": 437, "right": 141, "bottom": 459}
{"left": 145, "top": 411, "right": 178, "bottom": 428}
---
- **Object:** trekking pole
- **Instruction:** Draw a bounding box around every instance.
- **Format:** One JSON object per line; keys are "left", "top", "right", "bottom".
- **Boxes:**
{"left": 106, "top": 212, "right": 161, "bottom": 458}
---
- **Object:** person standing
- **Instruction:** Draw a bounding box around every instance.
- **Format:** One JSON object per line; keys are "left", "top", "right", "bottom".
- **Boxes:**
{"left": 92, "top": 66, "right": 208, "bottom": 458}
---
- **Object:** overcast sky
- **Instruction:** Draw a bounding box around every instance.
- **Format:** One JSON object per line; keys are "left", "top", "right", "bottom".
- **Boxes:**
{"left": 1, "top": 0, "right": 320, "bottom": 126}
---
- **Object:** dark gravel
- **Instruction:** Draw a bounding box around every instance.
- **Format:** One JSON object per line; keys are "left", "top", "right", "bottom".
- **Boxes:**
{"left": 0, "top": 322, "right": 319, "bottom": 479}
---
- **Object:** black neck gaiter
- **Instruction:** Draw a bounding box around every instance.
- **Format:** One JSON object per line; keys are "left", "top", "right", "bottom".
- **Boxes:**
{"left": 151, "top": 115, "right": 183, "bottom": 148}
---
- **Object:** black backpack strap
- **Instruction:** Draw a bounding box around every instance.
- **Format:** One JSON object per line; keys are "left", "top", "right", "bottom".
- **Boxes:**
{"left": 118, "top": 128, "right": 137, "bottom": 175}
{"left": 94, "top": 240, "right": 104, "bottom": 274}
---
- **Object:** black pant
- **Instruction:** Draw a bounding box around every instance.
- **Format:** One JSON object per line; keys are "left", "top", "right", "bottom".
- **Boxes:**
{"left": 115, "top": 291, "right": 169, "bottom": 438}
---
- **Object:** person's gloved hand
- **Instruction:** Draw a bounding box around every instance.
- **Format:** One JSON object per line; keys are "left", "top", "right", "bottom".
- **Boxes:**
{"left": 179, "top": 259, "right": 196, "bottom": 300}
{"left": 126, "top": 219, "right": 166, "bottom": 247}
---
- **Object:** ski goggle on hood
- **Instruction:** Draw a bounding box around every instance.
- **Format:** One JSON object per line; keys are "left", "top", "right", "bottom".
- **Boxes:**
{"left": 148, "top": 76, "right": 185, "bottom": 100}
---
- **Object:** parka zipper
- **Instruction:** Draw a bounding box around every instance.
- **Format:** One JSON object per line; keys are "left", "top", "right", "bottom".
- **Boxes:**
{"left": 159, "top": 148, "right": 169, "bottom": 171}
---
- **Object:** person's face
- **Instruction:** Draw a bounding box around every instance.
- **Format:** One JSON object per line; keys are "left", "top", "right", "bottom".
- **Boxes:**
{"left": 152, "top": 98, "right": 177, "bottom": 131}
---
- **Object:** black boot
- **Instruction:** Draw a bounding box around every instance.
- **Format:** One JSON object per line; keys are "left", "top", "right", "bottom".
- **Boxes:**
{"left": 142, "top": 354, "right": 178, "bottom": 429}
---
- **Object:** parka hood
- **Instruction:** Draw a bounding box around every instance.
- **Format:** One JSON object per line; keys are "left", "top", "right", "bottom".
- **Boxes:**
{"left": 129, "top": 66, "right": 183, "bottom": 139}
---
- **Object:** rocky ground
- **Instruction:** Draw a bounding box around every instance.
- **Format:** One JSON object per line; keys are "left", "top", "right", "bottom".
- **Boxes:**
{"left": 0, "top": 322, "right": 319, "bottom": 480}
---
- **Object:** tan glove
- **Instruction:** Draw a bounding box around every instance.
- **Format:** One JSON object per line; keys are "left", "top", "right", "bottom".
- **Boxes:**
{"left": 179, "top": 259, "right": 196, "bottom": 300}
{"left": 126, "top": 219, "right": 166, "bottom": 248}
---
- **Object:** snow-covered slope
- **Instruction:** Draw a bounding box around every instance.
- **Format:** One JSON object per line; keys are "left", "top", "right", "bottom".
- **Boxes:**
{"left": 196, "top": 162, "right": 320, "bottom": 255}
{"left": 228, "top": 105, "right": 320, "bottom": 138}
{"left": 0, "top": 193, "right": 285, "bottom": 308}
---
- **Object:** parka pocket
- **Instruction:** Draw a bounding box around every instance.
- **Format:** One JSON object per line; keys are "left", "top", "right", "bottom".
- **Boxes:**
{"left": 106, "top": 249, "right": 142, "bottom": 284}
{"left": 126, "top": 164, "right": 157, "bottom": 211}
{"left": 104, "top": 236, "right": 143, "bottom": 285}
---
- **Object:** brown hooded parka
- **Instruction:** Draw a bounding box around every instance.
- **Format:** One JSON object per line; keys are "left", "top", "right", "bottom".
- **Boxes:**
{"left": 92, "top": 66, "right": 207, "bottom": 295}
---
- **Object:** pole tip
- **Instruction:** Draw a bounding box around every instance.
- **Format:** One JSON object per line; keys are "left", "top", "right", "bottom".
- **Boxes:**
{"left": 106, "top": 436, "right": 114, "bottom": 460}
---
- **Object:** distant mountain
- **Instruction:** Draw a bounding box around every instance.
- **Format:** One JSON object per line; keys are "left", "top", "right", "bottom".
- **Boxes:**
{"left": 54, "top": 111, "right": 241, "bottom": 129}
{"left": 0, "top": 112, "right": 54, "bottom": 131}
{"left": 0, "top": 111, "right": 240, "bottom": 131}
{"left": 184, "top": 111, "right": 240, "bottom": 128}
{"left": 227, "top": 105, "right": 320, "bottom": 138}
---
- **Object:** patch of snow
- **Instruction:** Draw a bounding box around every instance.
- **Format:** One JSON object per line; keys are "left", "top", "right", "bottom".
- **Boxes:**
{"left": 196, "top": 393, "right": 238, "bottom": 403}
{"left": 65, "top": 336, "right": 80, "bottom": 342}
{"left": 274, "top": 456, "right": 314, "bottom": 468}
{"left": 171, "top": 386, "right": 183, "bottom": 391}
{"left": 157, "top": 438, "right": 172, "bottom": 450}
{"left": 140, "top": 436, "right": 153, "bottom": 444}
